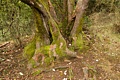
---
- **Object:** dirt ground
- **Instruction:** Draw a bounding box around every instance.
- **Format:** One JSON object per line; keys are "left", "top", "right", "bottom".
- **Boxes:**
{"left": 0, "top": 13, "right": 120, "bottom": 80}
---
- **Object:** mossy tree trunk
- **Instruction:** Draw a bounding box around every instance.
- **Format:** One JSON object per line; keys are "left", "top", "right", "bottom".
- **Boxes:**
{"left": 21, "top": 0, "right": 89, "bottom": 67}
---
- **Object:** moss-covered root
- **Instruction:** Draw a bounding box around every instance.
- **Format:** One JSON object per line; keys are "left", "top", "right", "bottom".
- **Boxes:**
{"left": 65, "top": 48, "right": 77, "bottom": 57}
{"left": 24, "top": 35, "right": 77, "bottom": 68}
{"left": 28, "top": 45, "right": 54, "bottom": 67}
{"left": 72, "top": 34, "right": 83, "bottom": 50}
{"left": 23, "top": 39, "right": 36, "bottom": 60}
{"left": 28, "top": 42, "right": 77, "bottom": 67}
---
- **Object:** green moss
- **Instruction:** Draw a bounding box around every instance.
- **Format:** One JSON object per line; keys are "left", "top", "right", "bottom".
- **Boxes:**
{"left": 28, "top": 58, "right": 37, "bottom": 68}
{"left": 72, "top": 34, "right": 83, "bottom": 50}
{"left": 34, "top": 45, "right": 54, "bottom": 66}
{"left": 50, "top": 35, "right": 67, "bottom": 58}
{"left": 76, "top": 17, "right": 84, "bottom": 34}
{"left": 34, "top": 41, "right": 67, "bottom": 65}
{"left": 35, "top": 45, "right": 50, "bottom": 56}
{"left": 55, "top": 43, "right": 67, "bottom": 58}
{"left": 71, "top": 17, "right": 84, "bottom": 50}
{"left": 48, "top": 19, "right": 68, "bottom": 58}
{"left": 44, "top": 57, "right": 54, "bottom": 66}
{"left": 32, "top": 70, "right": 42, "bottom": 76}
{"left": 23, "top": 39, "right": 36, "bottom": 60}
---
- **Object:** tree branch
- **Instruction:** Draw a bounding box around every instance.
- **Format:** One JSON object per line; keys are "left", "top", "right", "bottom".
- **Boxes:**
{"left": 70, "top": 0, "right": 89, "bottom": 37}
{"left": 68, "top": 0, "right": 75, "bottom": 22}
{"left": 48, "top": 0, "right": 59, "bottom": 24}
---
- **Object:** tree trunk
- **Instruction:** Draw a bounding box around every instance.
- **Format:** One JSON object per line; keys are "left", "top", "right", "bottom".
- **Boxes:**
{"left": 70, "top": 0, "right": 89, "bottom": 50}
{"left": 21, "top": 0, "right": 89, "bottom": 67}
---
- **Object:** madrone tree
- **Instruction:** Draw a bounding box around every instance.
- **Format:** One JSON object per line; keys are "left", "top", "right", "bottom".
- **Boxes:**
{"left": 21, "top": 0, "right": 89, "bottom": 67}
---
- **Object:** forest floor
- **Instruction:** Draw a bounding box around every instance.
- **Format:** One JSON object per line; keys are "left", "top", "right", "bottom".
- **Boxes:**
{"left": 0, "top": 13, "right": 120, "bottom": 80}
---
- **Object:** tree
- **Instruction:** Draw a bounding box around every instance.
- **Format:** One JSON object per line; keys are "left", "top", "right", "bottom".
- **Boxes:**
{"left": 0, "top": 0, "right": 33, "bottom": 46}
{"left": 21, "top": 0, "right": 89, "bottom": 67}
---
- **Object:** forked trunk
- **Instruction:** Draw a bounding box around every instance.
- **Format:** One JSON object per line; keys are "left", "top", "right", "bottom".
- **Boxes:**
{"left": 21, "top": 0, "right": 89, "bottom": 67}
